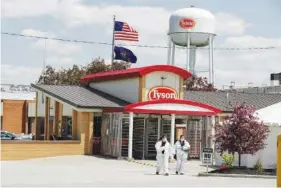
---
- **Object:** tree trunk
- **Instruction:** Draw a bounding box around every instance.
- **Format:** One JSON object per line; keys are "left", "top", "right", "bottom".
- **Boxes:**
{"left": 238, "top": 153, "right": 241, "bottom": 167}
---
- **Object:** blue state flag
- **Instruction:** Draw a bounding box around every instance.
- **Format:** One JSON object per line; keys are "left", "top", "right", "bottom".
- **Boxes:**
{"left": 114, "top": 46, "right": 137, "bottom": 63}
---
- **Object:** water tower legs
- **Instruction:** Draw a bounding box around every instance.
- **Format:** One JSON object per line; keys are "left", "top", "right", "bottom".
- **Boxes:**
{"left": 171, "top": 42, "right": 176, "bottom": 66}
{"left": 189, "top": 46, "right": 196, "bottom": 75}
{"left": 167, "top": 35, "right": 172, "bottom": 65}
{"left": 208, "top": 35, "right": 215, "bottom": 85}
{"left": 211, "top": 37, "right": 215, "bottom": 85}
{"left": 186, "top": 32, "right": 191, "bottom": 71}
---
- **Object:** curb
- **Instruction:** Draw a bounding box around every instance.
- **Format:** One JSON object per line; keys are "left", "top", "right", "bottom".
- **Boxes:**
{"left": 198, "top": 172, "right": 276, "bottom": 179}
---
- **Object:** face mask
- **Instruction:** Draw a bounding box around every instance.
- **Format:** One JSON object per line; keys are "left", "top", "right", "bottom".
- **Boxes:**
{"left": 180, "top": 138, "right": 184, "bottom": 141}
{"left": 162, "top": 138, "right": 167, "bottom": 142}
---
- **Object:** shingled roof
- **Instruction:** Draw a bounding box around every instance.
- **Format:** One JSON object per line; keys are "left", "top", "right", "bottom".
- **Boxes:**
{"left": 31, "top": 84, "right": 281, "bottom": 112}
{"left": 31, "top": 84, "right": 130, "bottom": 109}
{"left": 184, "top": 91, "right": 281, "bottom": 112}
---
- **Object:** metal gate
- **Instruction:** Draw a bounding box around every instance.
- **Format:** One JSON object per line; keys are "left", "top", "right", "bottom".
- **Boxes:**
{"left": 187, "top": 119, "right": 202, "bottom": 159}
{"left": 144, "top": 118, "right": 159, "bottom": 160}
{"left": 133, "top": 118, "right": 145, "bottom": 159}
{"left": 120, "top": 117, "right": 173, "bottom": 160}
{"left": 121, "top": 118, "right": 129, "bottom": 157}
{"left": 161, "top": 118, "right": 171, "bottom": 142}
{"left": 121, "top": 117, "right": 159, "bottom": 159}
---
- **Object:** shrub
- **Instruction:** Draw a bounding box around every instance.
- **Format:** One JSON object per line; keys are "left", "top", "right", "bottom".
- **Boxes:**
{"left": 254, "top": 159, "right": 263, "bottom": 174}
{"left": 221, "top": 153, "right": 235, "bottom": 168}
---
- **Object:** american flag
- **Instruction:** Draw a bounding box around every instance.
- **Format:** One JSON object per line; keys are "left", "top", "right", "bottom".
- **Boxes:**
{"left": 114, "top": 21, "right": 139, "bottom": 42}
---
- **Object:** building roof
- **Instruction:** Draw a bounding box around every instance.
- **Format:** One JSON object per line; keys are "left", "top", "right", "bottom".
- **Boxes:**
{"left": 1, "top": 92, "right": 36, "bottom": 101}
{"left": 224, "top": 85, "right": 281, "bottom": 94}
{"left": 80, "top": 65, "right": 192, "bottom": 85}
{"left": 31, "top": 84, "right": 130, "bottom": 109}
{"left": 30, "top": 84, "right": 281, "bottom": 112}
{"left": 184, "top": 91, "right": 281, "bottom": 112}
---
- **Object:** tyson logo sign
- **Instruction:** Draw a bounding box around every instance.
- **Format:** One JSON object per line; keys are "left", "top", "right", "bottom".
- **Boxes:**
{"left": 179, "top": 18, "right": 196, "bottom": 29}
{"left": 148, "top": 86, "right": 178, "bottom": 100}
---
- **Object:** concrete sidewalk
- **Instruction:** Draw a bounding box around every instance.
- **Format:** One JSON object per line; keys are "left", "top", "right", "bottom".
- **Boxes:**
{"left": 1, "top": 155, "right": 275, "bottom": 187}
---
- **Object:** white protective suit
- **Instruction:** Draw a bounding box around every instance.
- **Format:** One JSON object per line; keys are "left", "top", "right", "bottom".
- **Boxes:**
{"left": 155, "top": 140, "right": 171, "bottom": 174}
{"left": 174, "top": 140, "right": 190, "bottom": 174}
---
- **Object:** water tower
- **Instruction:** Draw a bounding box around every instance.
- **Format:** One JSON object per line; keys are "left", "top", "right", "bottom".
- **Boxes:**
{"left": 167, "top": 7, "right": 216, "bottom": 84}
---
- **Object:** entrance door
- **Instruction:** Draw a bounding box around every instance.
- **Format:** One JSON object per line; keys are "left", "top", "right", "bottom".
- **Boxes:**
{"left": 176, "top": 127, "right": 187, "bottom": 141}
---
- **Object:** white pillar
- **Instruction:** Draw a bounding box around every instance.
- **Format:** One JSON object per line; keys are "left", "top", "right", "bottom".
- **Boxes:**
{"left": 186, "top": 32, "right": 191, "bottom": 71}
{"left": 170, "top": 114, "right": 175, "bottom": 145}
{"left": 167, "top": 35, "right": 172, "bottom": 65}
{"left": 210, "top": 116, "right": 215, "bottom": 148}
{"left": 210, "top": 115, "right": 216, "bottom": 165}
{"left": 170, "top": 114, "right": 176, "bottom": 161}
{"left": 157, "top": 117, "right": 161, "bottom": 139}
{"left": 128, "top": 112, "right": 134, "bottom": 159}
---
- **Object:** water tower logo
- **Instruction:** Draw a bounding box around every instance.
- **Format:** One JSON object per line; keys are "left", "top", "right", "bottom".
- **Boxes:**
{"left": 179, "top": 18, "right": 196, "bottom": 29}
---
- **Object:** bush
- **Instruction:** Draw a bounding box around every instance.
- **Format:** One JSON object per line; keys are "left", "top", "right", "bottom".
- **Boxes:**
{"left": 254, "top": 159, "right": 263, "bottom": 174}
{"left": 221, "top": 153, "right": 235, "bottom": 168}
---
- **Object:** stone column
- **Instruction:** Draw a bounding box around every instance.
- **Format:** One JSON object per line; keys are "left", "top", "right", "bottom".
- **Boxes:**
{"left": 78, "top": 112, "right": 94, "bottom": 155}
{"left": 170, "top": 114, "right": 176, "bottom": 162}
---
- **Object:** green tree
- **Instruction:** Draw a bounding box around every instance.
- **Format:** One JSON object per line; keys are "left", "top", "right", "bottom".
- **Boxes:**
{"left": 184, "top": 75, "right": 216, "bottom": 91}
{"left": 37, "top": 58, "right": 215, "bottom": 91}
{"left": 37, "top": 58, "right": 131, "bottom": 85}
{"left": 37, "top": 65, "right": 59, "bottom": 85}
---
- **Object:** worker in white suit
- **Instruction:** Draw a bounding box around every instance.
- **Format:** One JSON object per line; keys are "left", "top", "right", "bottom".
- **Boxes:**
{"left": 155, "top": 135, "right": 171, "bottom": 176}
{"left": 174, "top": 135, "right": 190, "bottom": 175}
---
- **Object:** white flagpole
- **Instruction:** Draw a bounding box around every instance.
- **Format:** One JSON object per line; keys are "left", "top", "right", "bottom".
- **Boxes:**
{"left": 111, "top": 15, "right": 116, "bottom": 64}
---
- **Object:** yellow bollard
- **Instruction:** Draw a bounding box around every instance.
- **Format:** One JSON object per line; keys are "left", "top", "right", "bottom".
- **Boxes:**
{"left": 276, "top": 134, "right": 281, "bottom": 187}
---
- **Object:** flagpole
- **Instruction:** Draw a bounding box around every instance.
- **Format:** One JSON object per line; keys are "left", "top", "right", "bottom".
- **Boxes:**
{"left": 111, "top": 15, "right": 116, "bottom": 64}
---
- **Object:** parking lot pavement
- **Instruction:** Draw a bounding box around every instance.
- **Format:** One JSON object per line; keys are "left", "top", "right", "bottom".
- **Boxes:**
{"left": 1, "top": 155, "right": 276, "bottom": 187}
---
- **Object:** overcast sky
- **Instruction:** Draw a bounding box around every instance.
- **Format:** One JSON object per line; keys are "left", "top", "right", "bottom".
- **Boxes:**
{"left": 1, "top": 0, "right": 281, "bottom": 88}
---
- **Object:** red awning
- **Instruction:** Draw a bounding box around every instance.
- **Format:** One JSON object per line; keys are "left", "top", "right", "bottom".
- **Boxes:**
{"left": 80, "top": 65, "right": 192, "bottom": 85}
{"left": 104, "top": 99, "right": 221, "bottom": 116}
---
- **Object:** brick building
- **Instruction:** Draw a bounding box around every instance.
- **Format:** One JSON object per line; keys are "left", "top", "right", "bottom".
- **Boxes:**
{"left": 1, "top": 89, "right": 36, "bottom": 134}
